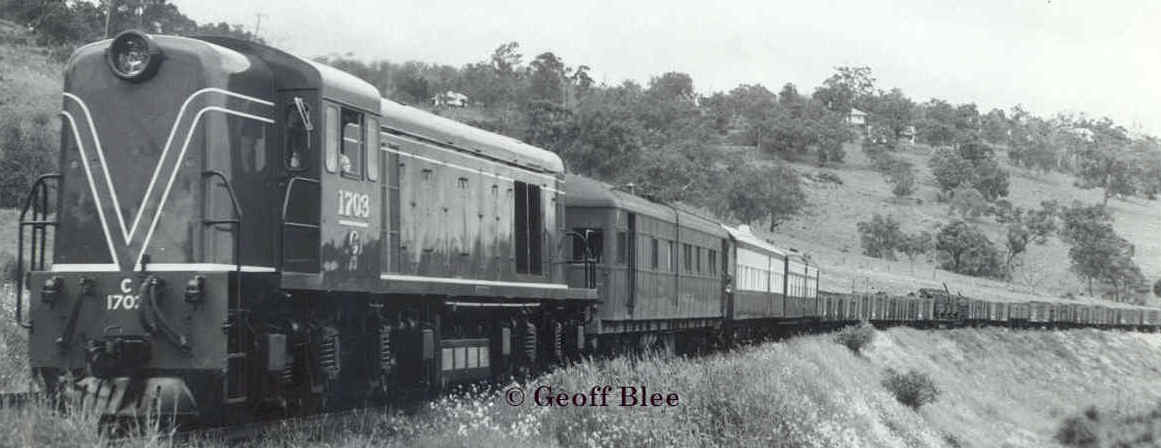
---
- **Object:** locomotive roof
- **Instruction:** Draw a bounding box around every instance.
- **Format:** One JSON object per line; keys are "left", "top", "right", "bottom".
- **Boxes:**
{"left": 379, "top": 98, "right": 564, "bottom": 174}
{"left": 564, "top": 174, "right": 727, "bottom": 236}
{"left": 193, "top": 36, "right": 381, "bottom": 112}
{"left": 196, "top": 36, "right": 563, "bottom": 174}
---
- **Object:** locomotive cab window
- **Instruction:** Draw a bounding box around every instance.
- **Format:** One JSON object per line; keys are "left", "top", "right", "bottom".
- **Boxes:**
{"left": 340, "top": 109, "right": 363, "bottom": 178}
{"left": 285, "top": 98, "right": 312, "bottom": 171}
{"left": 366, "top": 118, "right": 379, "bottom": 181}
{"left": 324, "top": 106, "right": 338, "bottom": 172}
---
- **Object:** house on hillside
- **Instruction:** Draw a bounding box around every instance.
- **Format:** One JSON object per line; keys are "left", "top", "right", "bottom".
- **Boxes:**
{"left": 432, "top": 91, "right": 469, "bottom": 108}
{"left": 847, "top": 108, "right": 867, "bottom": 126}
{"left": 847, "top": 108, "right": 869, "bottom": 136}
{"left": 901, "top": 125, "right": 917, "bottom": 144}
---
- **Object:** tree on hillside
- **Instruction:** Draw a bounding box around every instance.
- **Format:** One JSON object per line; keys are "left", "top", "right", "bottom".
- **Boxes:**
{"left": 867, "top": 88, "right": 915, "bottom": 143}
{"left": 856, "top": 214, "right": 905, "bottom": 260}
{"left": 523, "top": 99, "right": 574, "bottom": 153}
{"left": 928, "top": 146, "right": 976, "bottom": 197}
{"left": 981, "top": 108, "right": 1009, "bottom": 145}
{"left": 1129, "top": 138, "right": 1161, "bottom": 199}
{"left": 812, "top": 65, "right": 876, "bottom": 114}
{"left": 815, "top": 111, "right": 852, "bottom": 165}
{"left": 881, "top": 156, "right": 916, "bottom": 198}
{"left": 557, "top": 86, "right": 644, "bottom": 179}
{"left": 1008, "top": 115, "right": 1058, "bottom": 173}
{"left": 719, "top": 160, "right": 807, "bottom": 230}
{"left": 969, "top": 156, "right": 1010, "bottom": 201}
{"left": 779, "top": 83, "right": 805, "bottom": 118}
{"left": 527, "top": 51, "right": 567, "bottom": 105}
{"left": 916, "top": 99, "right": 958, "bottom": 147}
{"left": 954, "top": 103, "right": 981, "bottom": 135}
{"left": 928, "top": 140, "right": 1008, "bottom": 202}
{"left": 639, "top": 72, "right": 700, "bottom": 135}
{"left": 1074, "top": 136, "right": 1136, "bottom": 205}
{"left": 1023, "top": 200, "right": 1059, "bottom": 244}
{"left": 1058, "top": 202, "right": 1145, "bottom": 299}
{"left": 934, "top": 221, "right": 1004, "bottom": 278}
{"left": 899, "top": 230, "right": 933, "bottom": 271}
{"left": 1004, "top": 223, "right": 1031, "bottom": 275}
{"left": 948, "top": 186, "right": 987, "bottom": 220}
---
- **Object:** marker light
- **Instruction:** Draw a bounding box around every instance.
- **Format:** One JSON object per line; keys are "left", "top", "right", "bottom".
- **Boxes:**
{"left": 106, "top": 30, "right": 162, "bottom": 82}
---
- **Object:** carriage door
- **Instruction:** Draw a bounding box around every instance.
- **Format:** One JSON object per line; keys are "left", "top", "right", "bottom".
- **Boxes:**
{"left": 626, "top": 213, "right": 636, "bottom": 311}
{"left": 721, "top": 238, "right": 731, "bottom": 318}
{"left": 279, "top": 91, "right": 321, "bottom": 272}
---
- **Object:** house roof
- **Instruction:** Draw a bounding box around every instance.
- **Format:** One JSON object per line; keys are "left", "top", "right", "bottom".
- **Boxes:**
{"left": 849, "top": 108, "right": 868, "bottom": 116}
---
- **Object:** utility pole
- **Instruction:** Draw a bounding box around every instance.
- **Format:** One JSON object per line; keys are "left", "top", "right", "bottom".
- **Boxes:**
{"left": 254, "top": 13, "right": 267, "bottom": 40}
{"left": 104, "top": 0, "right": 117, "bottom": 38}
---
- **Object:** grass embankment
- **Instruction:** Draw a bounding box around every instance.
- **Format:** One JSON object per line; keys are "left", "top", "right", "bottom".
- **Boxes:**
{"left": 4, "top": 326, "right": 1159, "bottom": 447}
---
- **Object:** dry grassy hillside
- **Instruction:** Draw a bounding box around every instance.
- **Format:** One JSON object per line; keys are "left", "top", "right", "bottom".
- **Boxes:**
{"left": 732, "top": 139, "right": 1160, "bottom": 305}
{"left": 6, "top": 327, "right": 1154, "bottom": 447}
{"left": 0, "top": 20, "right": 63, "bottom": 266}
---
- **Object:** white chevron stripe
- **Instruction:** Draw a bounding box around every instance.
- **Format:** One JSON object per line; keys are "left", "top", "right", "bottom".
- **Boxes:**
{"left": 62, "top": 89, "right": 274, "bottom": 246}
{"left": 62, "top": 90, "right": 274, "bottom": 269}
{"left": 60, "top": 111, "right": 121, "bottom": 267}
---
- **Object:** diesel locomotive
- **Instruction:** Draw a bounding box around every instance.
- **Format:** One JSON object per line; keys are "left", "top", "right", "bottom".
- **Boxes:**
{"left": 18, "top": 31, "right": 598, "bottom": 424}
{"left": 15, "top": 31, "right": 1161, "bottom": 426}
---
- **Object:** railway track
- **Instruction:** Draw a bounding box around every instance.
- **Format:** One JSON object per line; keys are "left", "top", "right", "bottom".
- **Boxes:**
{"left": 3, "top": 320, "right": 1156, "bottom": 445}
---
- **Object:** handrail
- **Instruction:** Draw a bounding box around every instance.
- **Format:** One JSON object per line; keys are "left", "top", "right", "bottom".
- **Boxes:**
{"left": 16, "top": 173, "right": 61, "bottom": 329}
{"left": 203, "top": 170, "right": 243, "bottom": 272}
{"left": 281, "top": 176, "right": 319, "bottom": 221}
{"left": 561, "top": 231, "right": 597, "bottom": 289}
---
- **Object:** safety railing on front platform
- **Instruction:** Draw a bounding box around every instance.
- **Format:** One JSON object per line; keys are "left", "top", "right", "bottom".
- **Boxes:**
{"left": 16, "top": 173, "right": 60, "bottom": 329}
{"left": 203, "top": 170, "right": 243, "bottom": 272}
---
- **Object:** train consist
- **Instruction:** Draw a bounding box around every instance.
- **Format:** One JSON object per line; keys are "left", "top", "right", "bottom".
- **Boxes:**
{"left": 15, "top": 31, "right": 1161, "bottom": 425}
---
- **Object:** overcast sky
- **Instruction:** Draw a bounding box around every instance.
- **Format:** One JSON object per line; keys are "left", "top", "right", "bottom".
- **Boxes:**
{"left": 172, "top": 0, "right": 1161, "bottom": 135}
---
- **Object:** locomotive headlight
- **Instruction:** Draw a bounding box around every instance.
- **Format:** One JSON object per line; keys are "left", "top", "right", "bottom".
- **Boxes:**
{"left": 106, "top": 30, "right": 162, "bottom": 82}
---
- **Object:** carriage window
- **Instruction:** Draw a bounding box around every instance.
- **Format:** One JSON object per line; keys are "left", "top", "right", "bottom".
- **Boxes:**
{"left": 616, "top": 232, "right": 627, "bottom": 264}
{"left": 366, "top": 118, "right": 379, "bottom": 181}
{"left": 708, "top": 250, "right": 717, "bottom": 275}
{"left": 324, "top": 105, "right": 338, "bottom": 172}
{"left": 650, "top": 238, "right": 659, "bottom": 269}
{"left": 696, "top": 247, "right": 702, "bottom": 273}
{"left": 668, "top": 241, "right": 676, "bottom": 272}
{"left": 340, "top": 109, "right": 363, "bottom": 178}
{"left": 683, "top": 244, "right": 692, "bottom": 273}
{"left": 285, "top": 101, "right": 311, "bottom": 171}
